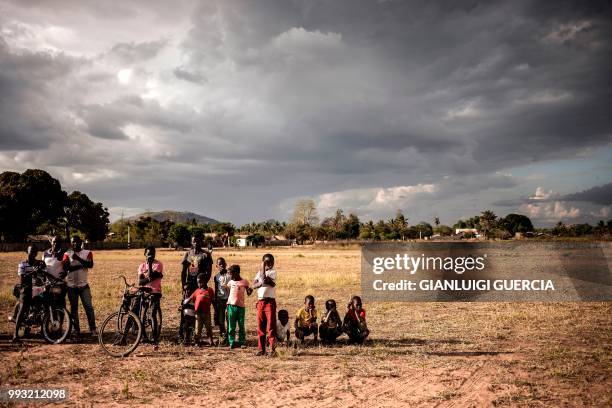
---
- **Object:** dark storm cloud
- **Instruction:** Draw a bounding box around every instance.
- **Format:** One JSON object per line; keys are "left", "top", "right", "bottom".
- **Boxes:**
{"left": 80, "top": 95, "right": 195, "bottom": 140}
{"left": 108, "top": 40, "right": 168, "bottom": 64}
{"left": 1, "top": 0, "right": 611, "bottom": 225}
{"left": 0, "top": 36, "right": 79, "bottom": 150}
{"left": 561, "top": 182, "right": 612, "bottom": 205}
{"left": 176, "top": 0, "right": 612, "bottom": 180}
{"left": 173, "top": 67, "right": 206, "bottom": 84}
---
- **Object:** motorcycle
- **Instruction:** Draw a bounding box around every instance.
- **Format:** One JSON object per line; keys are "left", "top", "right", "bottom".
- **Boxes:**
{"left": 10, "top": 270, "right": 72, "bottom": 344}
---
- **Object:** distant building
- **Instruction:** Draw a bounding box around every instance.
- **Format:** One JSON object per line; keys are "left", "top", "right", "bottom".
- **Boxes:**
{"left": 455, "top": 228, "right": 481, "bottom": 238}
{"left": 236, "top": 238, "right": 247, "bottom": 247}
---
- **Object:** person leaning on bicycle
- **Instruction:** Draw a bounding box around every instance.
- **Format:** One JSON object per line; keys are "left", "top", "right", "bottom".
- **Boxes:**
{"left": 11, "top": 244, "right": 45, "bottom": 343}
{"left": 179, "top": 233, "right": 212, "bottom": 340}
{"left": 136, "top": 245, "right": 163, "bottom": 343}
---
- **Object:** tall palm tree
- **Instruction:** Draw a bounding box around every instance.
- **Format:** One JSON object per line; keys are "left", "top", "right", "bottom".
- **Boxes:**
{"left": 479, "top": 210, "right": 497, "bottom": 239}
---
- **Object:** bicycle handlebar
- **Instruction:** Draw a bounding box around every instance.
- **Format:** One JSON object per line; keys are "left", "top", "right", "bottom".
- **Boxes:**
{"left": 118, "top": 275, "right": 133, "bottom": 289}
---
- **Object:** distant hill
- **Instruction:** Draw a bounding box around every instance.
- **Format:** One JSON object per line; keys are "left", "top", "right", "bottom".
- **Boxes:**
{"left": 125, "top": 210, "right": 219, "bottom": 225}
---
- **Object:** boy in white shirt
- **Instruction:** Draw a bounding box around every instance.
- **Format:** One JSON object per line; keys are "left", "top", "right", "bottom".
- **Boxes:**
{"left": 252, "top": 253, "right": 277, "bottom": 356}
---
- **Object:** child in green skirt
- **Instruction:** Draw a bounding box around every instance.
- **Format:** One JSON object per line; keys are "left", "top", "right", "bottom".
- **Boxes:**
{"left": 224, "top": 265, "right": 252, "bottom": 348}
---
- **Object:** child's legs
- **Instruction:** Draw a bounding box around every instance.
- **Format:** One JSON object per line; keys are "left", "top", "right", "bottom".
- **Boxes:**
{"left": 14, "top": 287, "right": 32, "bottom": 337}
{"left": 204, "top": 310, "right": 213, "bottom": 340}
{"left": 237, "top": 306, "right": 246, "bottom": 345}
{"left": 256, "top": 300, "right": 267, "bottom": 351}
{"left": 319, "top": 324, "right": 329, "bottom": 342}
{"left": 194, "top": 313, "right": 204, "bottom": 339}
{"left": 67, "top": 287, "right": 80, "bottom": 333}
{"left": 212, "top": 299, "right": 219, "bottom": 326}
{"left": 79, "top": 285, "right": 96, "bottom": 331}
{"left": 264, "top": 299, "right": 277, "bottom": 350}
{"left": 295, "top": 326, "right": 307, "bottom": 341}
{"left": 310, "top": 323, "right": 318, "bottom": 340}
{"left": 226, "top": 305, "right": 238, "bottom": 345}
{"left": 217, "top": 299, "right": 227, "bottom": 335}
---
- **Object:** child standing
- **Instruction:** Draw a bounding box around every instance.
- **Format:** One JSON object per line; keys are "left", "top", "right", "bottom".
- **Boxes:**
{"left": 319, "top": 299, "right": 343, "bottom": 345}
{"left": 295, "top": 295, "right": 318, "bottom": 344}
{"left": 275, "top": 309, "right": 291, "bottom": 345}
{"left": 225, "top": 265, "right": 252, "bottom": 349}
{"left": 184, "top": 273, "right": 215, "bottom": 346}
{"left": 137, "top": 245, "right": 163, "bottom": 344}
{"left": 343, "top": 295, "right": 369, "bottom": 345}
{"left": 252, "top": 253, "right": 277, "bottom": 356}
{"left": 213, "top": 257, "right": 230, "bottom": 341}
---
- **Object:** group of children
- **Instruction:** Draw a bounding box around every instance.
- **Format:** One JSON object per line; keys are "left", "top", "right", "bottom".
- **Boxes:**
{"left": 12, "top": 237, "right": 369, "bottom": 352}
{"left": 278, "top": 294, "right": 370, "bottom": 347}
{"left": 181, "top": 252, "right": 370, "bottom": 354}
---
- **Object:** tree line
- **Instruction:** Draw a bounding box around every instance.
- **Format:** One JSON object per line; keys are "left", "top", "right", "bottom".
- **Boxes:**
{"left": 2, "top": 170, "right": 610, "bottom": 244}
{"left": 0, "top": 169, "right": 109, "bottom": 242}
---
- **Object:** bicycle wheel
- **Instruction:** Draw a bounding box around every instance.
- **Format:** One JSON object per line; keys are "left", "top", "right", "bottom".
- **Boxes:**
{"left": 42, "top": 307, "right": 72, "bottom": 344}
{"left": 98, "top": 310, "right": 142, "bottom": 357}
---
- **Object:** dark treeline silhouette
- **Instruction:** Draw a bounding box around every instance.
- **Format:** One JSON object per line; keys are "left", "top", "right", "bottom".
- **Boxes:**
{"left": 0, "top": 169, "right": 109, "bottom": 242}
{"left": 2, "top": 170, "right": 610, "bottom": 245}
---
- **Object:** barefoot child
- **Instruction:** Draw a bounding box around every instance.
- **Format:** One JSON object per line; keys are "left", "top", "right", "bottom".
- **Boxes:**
{"left": 225, "top": 265, "right": 252, "bottom": 349}
{"left": 295, "top": 295, "right": 318, "bottom": 344}
{"left": 184, "top": 273, "right": 215, "bottom": 346}
{"left": 252, "top": 253, "right": 277, "bottom": 356}
{"left": 343, "top": 295, "right": 369, "bottom": 345}
{"left": 319, "top": 299, "right": 343, "bottom": 345}
{"left": 275, "top": 309, "right": 291, "bottom": 345}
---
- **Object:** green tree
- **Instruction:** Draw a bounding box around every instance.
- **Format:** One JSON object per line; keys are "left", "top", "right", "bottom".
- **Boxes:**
{"left": 499, "top": 213, "right": 533, "bottom": 235}
{"left": 478, "top": 210, "right": 497, "bottom": 239}
{"left": 434, "top": 225, "right": 453, "bottom": 236}
{"left": 343, "top": 213, "right": 361, "bottom": 239}
{"left": 169, "top": 224, "right": 191, "bottom": 247}
{"left": 0, "top": 169, "right": 66, "bottom": 241}
{"left": 64, "top": 191, "right": 110, "bottom": 241}
{"left": 247, "top": 233, "right": 266, "bottom": 248}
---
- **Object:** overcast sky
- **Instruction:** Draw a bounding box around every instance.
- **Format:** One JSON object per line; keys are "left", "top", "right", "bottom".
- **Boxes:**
{"left": 1, "top": 0, "right": 611, "bottom": 227}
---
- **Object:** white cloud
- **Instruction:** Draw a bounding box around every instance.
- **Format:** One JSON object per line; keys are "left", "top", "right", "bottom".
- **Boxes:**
{"left": 445, "top": 99, "right": 481, "bottom": 119}
{"left": 590, "top": 206, "right": 611, "bottom": 219}
{"left": 521, "top": 201, "right": 581, "bottom": 221}
{"left": 271, "top": 27, "right": 342, "bottom": 54}
{"left": 530, "top": 187, "right": 553, "bottom": 200}
{"left": 317, "top": 183, "right": 438, "bottom": 218}
{"left": 545, "top": 20, "right": 592, "bottom": 44}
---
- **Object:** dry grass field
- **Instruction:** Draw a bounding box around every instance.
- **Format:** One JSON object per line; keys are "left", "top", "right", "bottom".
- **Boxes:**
{"left": 0, "top": 247, "right": 610, "bottom": 407}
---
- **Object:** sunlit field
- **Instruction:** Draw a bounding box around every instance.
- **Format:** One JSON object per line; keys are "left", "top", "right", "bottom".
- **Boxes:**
{"left": 0, "top": 247, "right": 610, "bottom": 407}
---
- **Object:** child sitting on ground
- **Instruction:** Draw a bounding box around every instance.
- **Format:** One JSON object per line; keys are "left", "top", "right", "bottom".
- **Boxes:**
{"left": 343, "top": 295, "right": 369, "bottom": 345}
{"left": 319, "top": 299, "right": 343, "bottom": 345}
{"left": 275, "top": 309, "right": 291, "bottom": 345}
{"left": 295, "top": 295, "right": 318, "bottom": 344}
{"left": 184, "top": 273, "right": 215, "bottom": 346}
{"left": 224, "top": 265, "right": 252, "bottom": 349}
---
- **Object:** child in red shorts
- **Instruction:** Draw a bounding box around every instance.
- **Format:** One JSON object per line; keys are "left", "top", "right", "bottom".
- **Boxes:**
{"left": 184, "top": 273, "right": 215, "bottom": 346}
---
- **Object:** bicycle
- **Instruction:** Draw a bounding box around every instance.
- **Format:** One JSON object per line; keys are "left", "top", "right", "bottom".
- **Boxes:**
{"left": 98, "top": 276, "right": 162, "bottom": 357}
{"left": 10, "top": 269, "right": 72, "bottom": 344}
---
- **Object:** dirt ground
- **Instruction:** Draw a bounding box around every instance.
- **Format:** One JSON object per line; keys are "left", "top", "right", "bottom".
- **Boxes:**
{"left": 0, "top": 247, "right": 610, "bottom": 407}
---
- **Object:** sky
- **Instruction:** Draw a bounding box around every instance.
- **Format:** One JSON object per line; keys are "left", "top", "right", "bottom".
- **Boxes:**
{"left": 0, "top": 0, "right": 611, "bottom": 227}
